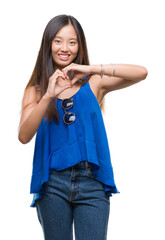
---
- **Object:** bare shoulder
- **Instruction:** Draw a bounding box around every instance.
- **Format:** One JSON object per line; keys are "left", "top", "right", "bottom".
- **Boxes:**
{"left": 88, "top": 74, "right": 105, "bottom": 104}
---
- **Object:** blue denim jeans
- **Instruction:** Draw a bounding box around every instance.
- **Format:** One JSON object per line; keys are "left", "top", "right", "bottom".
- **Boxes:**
{"left": 36, "top": 161, "right": 110, "bottom": 240}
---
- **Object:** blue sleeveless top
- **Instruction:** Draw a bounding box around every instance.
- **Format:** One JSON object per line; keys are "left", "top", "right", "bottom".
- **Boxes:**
{"left": 30, "top": 80, "right": 119, "bottom": 207}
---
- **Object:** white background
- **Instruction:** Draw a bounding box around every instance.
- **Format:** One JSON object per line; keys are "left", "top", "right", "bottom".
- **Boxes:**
{"left": 0, "top": 0, "right": 165, "bottom": 239}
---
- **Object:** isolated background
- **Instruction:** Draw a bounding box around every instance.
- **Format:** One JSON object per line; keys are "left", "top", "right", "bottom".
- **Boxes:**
{"left": 0, "top": 0, "right": 165, "bottom": 239}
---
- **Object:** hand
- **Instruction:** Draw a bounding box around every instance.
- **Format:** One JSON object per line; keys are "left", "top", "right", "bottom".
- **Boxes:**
{"left": 45, "top": 69, "right": 72, "bottom": 99}
{"left": 62, "top": 63, "right": 91, "bottom": 86}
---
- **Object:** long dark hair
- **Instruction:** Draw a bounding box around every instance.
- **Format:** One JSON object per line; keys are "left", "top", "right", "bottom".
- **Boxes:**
{"left": 25, "top": 14, "right": 105, "bottom": 123}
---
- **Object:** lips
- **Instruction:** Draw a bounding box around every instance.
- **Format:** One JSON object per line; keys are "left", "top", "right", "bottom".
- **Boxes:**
{"left": 58, "top": 54, "right": 70, "bottom": 61}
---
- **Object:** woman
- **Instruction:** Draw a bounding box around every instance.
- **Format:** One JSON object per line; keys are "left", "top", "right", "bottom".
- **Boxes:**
{"left": 18, "top": 14, "right": 148, "bottom": 240}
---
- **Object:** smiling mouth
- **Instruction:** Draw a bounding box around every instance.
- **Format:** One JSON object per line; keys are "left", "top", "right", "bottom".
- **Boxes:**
{"left": 58, "top": 54, "right": 70, "bottom": 61}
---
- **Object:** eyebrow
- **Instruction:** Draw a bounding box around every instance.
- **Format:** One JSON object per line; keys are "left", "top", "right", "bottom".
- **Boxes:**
{"left": 55, "top": 36, "right": 77, "bottom": 41}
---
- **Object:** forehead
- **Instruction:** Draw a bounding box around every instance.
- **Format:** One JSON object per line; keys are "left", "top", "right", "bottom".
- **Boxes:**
{"left": 55, "top": 24, "right": 77, "bottom": 38}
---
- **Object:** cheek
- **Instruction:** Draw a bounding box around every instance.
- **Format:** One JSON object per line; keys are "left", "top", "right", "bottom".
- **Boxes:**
{"left": 73, "top": 46, "right": 79, "bottom": 56}
{"left": 51, "top": 43, "right": 58, "bottom": 55}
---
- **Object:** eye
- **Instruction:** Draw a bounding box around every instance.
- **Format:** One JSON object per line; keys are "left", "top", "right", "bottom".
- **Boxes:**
{"left": 54, "top": 40, "right": 61, "bottom": 44}
{"left": 70, "top": 41, "right": 76, "bottom": 45}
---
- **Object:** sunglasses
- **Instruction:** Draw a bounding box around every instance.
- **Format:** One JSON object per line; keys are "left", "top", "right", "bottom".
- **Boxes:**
{"left": 61, "top": 98, "right": 76, "bottom": 125}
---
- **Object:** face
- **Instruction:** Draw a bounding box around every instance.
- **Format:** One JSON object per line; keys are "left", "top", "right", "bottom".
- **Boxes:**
{"left": 51, "top": 24, "right": 79, "bottom": 70}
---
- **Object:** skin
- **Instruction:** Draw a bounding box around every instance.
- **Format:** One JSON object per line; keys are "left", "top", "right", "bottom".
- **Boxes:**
{"left": 18, "top": 23, "right": 148, "bottom": 144}
{"left": 44, "top": 24, "right": 81, "bottom": 100}
{"left": 62, "top": 63, "right": 148, "bottom": 103}
{"left": 51, "top": 24, "right": 79, "bottom": 72}
{"left": 46, "top": 24, "right": 148, "bottom": 102}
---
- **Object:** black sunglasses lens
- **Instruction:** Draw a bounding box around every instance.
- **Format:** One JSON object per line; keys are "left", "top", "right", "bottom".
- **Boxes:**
{"left": 63, "top": 112, "right": 75, "bottom": 124}
{"left": 62, "top": 99, "right": 73, "bottom": 109}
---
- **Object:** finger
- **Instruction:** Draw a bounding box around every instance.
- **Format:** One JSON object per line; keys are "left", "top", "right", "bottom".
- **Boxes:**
{"left": 50, "top": 74, "right": 64, "bottom": 84}
{"left": 62, "top": 68, "right": 70, "bottom": 79}
{"left": 54, "top": 69, "right": 65, "bottom": 78}
{"left": 62, "top": 65, "right": 75, "bottom": 79}
{"left": 55, "top": 72, "right": 65, "bottom": 80}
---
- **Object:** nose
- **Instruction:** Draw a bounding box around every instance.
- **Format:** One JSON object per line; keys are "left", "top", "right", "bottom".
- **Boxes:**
{"left": 61, "top": 42, "right": 69, "bottom": 52}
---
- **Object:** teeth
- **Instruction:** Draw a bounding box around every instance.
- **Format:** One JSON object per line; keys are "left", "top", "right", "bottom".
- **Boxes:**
{"left": 59, "top": 55, "right": 69, "bottom": 58}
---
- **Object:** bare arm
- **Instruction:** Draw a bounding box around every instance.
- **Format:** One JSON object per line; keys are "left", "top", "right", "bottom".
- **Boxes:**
{"left": 90, "top": 64, "right": 148, "bottom": 81}
{"left": 18, "top": 87, "right": 52, "bottom": 144}
{"left": 62, "top": 63, "right": 148, "bottom": 94}
{"left": 90, "top": 64, "right": 148, "bottom": 94}
{"left": 18, "top": 69, "right": 72, "bottom": 144}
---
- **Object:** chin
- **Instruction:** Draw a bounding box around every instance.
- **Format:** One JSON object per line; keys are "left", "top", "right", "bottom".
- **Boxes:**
{"left": 56, "top": 61, "right": 73, "bottom": 68}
